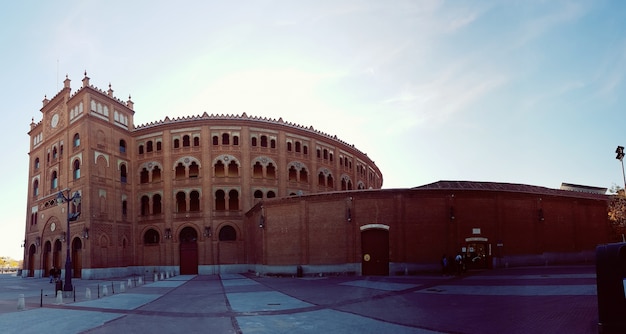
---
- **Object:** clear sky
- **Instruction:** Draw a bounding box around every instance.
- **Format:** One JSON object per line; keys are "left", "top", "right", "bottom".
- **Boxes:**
{"left": 1, "top": 0, "right": 625, "bottom": 260}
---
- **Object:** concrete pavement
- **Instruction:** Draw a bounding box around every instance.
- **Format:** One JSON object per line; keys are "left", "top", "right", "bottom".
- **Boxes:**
{"left": 0, "top": 266, "right": 599, "bottom": 333}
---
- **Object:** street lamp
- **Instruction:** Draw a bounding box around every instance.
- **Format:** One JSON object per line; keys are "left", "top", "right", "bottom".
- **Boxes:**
{"left": 56, "top": 189, "right": 81, "bottom": 292}
{"left": 616, "top": 146, "right": 626, "bottom": 192}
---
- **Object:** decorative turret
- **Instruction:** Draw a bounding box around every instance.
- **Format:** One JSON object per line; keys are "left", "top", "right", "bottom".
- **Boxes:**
{"left": 82, "top": 71, "right": 90, "bottom": 88}
{"left": 108, "top": 83, "right": 114, "bottom": 97}
{"left": 126, "top": 95, "right": 134, "bottom": 110}
{"left": 63, "top": 75, "right": 71, "bottom": 90}
{"left": 42, "top": 95, "right": 49, "bottom": 107}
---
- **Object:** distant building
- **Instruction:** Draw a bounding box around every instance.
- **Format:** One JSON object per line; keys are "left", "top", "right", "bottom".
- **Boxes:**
{"left": 560, "top": 182, "right": 607, "bottom": 195}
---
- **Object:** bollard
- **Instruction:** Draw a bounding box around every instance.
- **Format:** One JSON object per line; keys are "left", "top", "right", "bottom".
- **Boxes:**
{"left": 54, "top": 291, "right": 63, "bottom": 305}
{"left": 17, "top": 294, "right": 25, "bottom": 310}
{"left": 138, "top": 277, "right": 143, "bottom": 285}
{"left": 127, "top": 278, "right": 133, "bottom": 288}
{"left": 154, "top": 273, "right": 159, "bottom": 282}
{"left": 120, "top": 282, "right": 126, "bottom": 293}
{"left": 102, "top": 284, "right": 108, "bottom": 297}
{"left": 85, "top": 287, "right": 92, "bottom": 300}
{"left": 166, "top": 271, "right": 170, "bottom": 279}
{"left": 160, "top": 272, "right": 164, "bottom": 280}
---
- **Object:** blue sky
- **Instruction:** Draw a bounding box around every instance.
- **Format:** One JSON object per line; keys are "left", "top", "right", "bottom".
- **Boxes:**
{"left": 1, "top": 0, "right": 625, "bottom": 259}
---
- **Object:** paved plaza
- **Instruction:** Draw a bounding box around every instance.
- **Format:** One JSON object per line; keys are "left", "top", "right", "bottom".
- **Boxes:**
{"left": 0, "top": 266, "right": 599, "bottom": 333}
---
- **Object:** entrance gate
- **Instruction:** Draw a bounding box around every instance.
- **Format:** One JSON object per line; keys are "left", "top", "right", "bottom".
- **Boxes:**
{"left": 360, "top": 225, "right": 389, "bottom": 276}
{"left": 179, "top": 227, "right": 198, "bottom": 275}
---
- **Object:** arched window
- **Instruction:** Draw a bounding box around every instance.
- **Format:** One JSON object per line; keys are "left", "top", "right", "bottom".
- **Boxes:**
{"left": 251, "top": 137, "right": 257, "bottom": 146}
{"left": 212, "top": 136, "right": 219, "bottom": 145}
{"left": 254, "top": 190, "right": 263, "bottom": 199}
{"left": 215, "top": 190, "right": 226, "bottom": 210}
{"left": 122, "top": 199, "right": 128, "bottom": 216}
{"left": 318, "top": 172, "right": 325, "bottom": 186}
{"left": 289, "top": 166, "right": 297, "bottom": 181}
{"left": 152, "top": 166, "right": 161, "bottom": 182}
{"left": 214, "top": 161, "right": 225, "bottom": 177}
{"left": 140, "top": 168, "right": 149, "bottom": 184}
{"left": 141, "top": 195, "right": 150, "bottom": 216}
{"left": 176, "top": 191, "right": 186, "bottom": 212}
{"left": 146, "top": 141, "right": 153, "bottom": 152}
{"left": 52, "top": 147, "right": 58, "bottom": 159}
{"left": 303, "top": 145, "right": 308, "bottom": 155}
{"left": 33, "top": 179, "right": 39, "bottom": 196}
{"left": 182, "top": 135, "right": 190, "bottom": 147}
{"left": 153, "top": 194, "right": 162, "bottom": 214}
{"left": 156, "top": 141, "right": 162, "bottom": 151}
{"left": 233, "top": 136, "right": 239, "bottom": 145}
{"left": 323, "top": 149, "right": 328, "bottom": 160}
{"left": 227, "top": 160, "right": 238, "bottom": 176}
{"left": 222, "top": 133, "right": 230, "bottom": 145}
{"left": 175, "top": 163, "right": 185, "bottom": 179}
{"left": 138, "top": 145, "right": 144, "bottom": 154}
{"left": 266, "top": 163, "right": 276, "bottom": 179}
{"left": 193, "top": 136, "right": 200, "bottom": 146}
{"left": 189, "top": 162, "right": 199, "bottom": 178}
{"left": 253, "top": 162, "right": 263, "bottom": 178}
{"left": 73, "top": 159, "right": 80, "bottom": 179}
{"left": 327, "top": 174, "right": 334, "bottom": 188}
{"left": 73, "top": 133, "right": 80, "bottom": 147}
{"left": 300, "top": 168, "right": 308, "bottom": 183}
{"left": 270, "top": 139, "right": 276, "bottom": 148}
{"left": 144, "top": 229, "right": 159, "bottom": 244}
{"left": 267, "top": 191, "right": 276, "bottom": 198}
{"left": 119, "top": 139, "right": 126, "bottom": 153}
{"left": 173, "top": 138, "right": 180, "bottom": 148}
{"left": 228, "top": 190, "right": 239, "bottom": 210}
{"left": 260, "top": 136, "right": 268, "bottom": 147}
{"left": 219, "top": 225, "right": 237, "bottom": 241}
{"left": 34, "top": 157, "right": 40, "bottom": 169}
{"left": 287, "top": 142, "right": 292, "bottom": 151}
{"left": 190, "top": 191, "right": 200, "bottom": 211}
{"left": 295, "top": 142, "right": 301, "bottom": 152}
{"left": 51, "top": 171, "right": 58, "bottom": 189}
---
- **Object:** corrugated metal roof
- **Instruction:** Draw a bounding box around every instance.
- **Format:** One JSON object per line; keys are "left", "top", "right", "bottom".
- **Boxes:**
{"left": 414, "top": 180, "right": 608, "bottom": 200}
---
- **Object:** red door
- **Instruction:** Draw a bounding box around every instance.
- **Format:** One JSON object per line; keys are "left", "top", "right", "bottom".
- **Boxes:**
{"left": 361, "top": 228, "right": 389, "bottom": 276}
{"left": 179, "top": 227, "right": 198, "bottom": 275}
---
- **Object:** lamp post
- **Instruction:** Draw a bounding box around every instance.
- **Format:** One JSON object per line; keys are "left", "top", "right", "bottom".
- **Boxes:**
{"left": 56, "top": 189, "right": 81, "bottom": 292}
{"left": 616, "top": 146, "right": 626, "bottom": 192}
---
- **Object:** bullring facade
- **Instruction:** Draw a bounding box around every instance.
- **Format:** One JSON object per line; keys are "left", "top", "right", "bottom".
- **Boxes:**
{"left": 22, "top": 75, "right": 611, "bottom": 279}
{"left": 23, "top": 75, "right": 382, "bottom": 279}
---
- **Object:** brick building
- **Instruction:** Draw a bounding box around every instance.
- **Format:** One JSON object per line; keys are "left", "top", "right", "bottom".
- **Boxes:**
{"left": 23, "top": 75, "right": 381, "bottom": 279}
{"left": 23, "top": 75, "right": 611, "bottom": 279}
{"left": 246, "top": 182, "right": 611, "bottom": 276}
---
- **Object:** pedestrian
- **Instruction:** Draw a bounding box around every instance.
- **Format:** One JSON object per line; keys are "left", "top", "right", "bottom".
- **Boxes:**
{"left": 49, "top": 267, "right": 55, "bottom": 283}
{"left": 455, "top": 253, "right": 463, "bottom": 276}
{"left": 441, "top": 255, "right": 448, "bottom": 276}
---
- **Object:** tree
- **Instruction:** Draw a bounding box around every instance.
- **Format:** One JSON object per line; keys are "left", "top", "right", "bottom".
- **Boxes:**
{"left": 608, "top": 185, "right": 626, "bottom": 241}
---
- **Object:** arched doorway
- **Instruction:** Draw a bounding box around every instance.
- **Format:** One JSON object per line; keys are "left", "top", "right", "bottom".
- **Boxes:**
{"left": 43, "top": 241, "right": 51, "bottom": 277}
{"left": 360, "top": 225, "right": 390, "bottom": 276}
{"left": 218, "top": 225, "right": 238, "bottom": 265}
{"left": 27, "top": 245, "right": 36, "bottom": 277}
{"left": 53, "top": 240, "right": 62, "bottom": 270}
{"left": 464, "top": 237, "right": 490, "bottom": 270}
{"left": 179, "top": 227, "right": 198, "bottom": 275}
{"left": 72, "top": 237, "right": 82, "bottom": 278}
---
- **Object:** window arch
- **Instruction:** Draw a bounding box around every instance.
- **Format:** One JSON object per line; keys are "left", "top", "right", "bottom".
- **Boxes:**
{"left": 51, "top": 171, "right": 58, "bottom": 189}
{"left": 176, "top": 191, "right": 186, "bottom": 212}
{"left": 173, "top": 138, "right": 180, "bottom": 148}
{"left": 141, "top": 195, "right": 150, "bottom": 216}
{"left": 260, "top": 135, "right": 268, "bottom": 147}
{"left": 222, "top": 133, "right": 230, "bottom": 145}
{"left": 52, "top": 146, "right": 58, "bottom": 159}
{"left": 193, "top": 136, "right": 200, "bottom": 146}
{"left": 175, "top": 162, "right": 186, "bottom": 179}
{"left": 73, "top": 159, "right": 80, "bottom": 179}
{"left": 214, "top": 160, "right": 225, "bottom": 177}
{"left": 140, "top": 168, "right": 149, "bottom": 184}
{"left": 295, "top": 142, "right": 301, "bottom": 152}
{"left": 190, "top": 190, "right": 200, "bottom": 211}
{"left": 254, "top": 190, "right": 263, "bottom": 199}
{"left": 300, "top": 168, "right": 308, "bottom": 183}
{"left": 33, "top": 179, "right": 39, "bottom": 196}
{"left": 227, "top": 160, "right": 239, "bottom": 176}
{"left": 120, "top": 164, "right": 127, "bottom": 183}
{"left": 266, "top": 163, "right": 276, "bottom": 179}
{"left": 212, "top": 136, "right": 219, "bottom": 145}
{"left": 119, "top": 139, "right": 126, "bottom": 153}
{"left": 289, "top": 166, "right": 297, "bottom": 181}
{"left": 251, "top": 137, "right": 258, "bottom": 146}
{"left": 153, "top": 194, "right": 162, "bottom": 214}
{"left": 152, "top": 166, "right": 162, "bottom": 182}
{"left": 253, "top": 162, "right": 263, "bottom": 178}
{"left": 146, "top": 141, "right": 153, "bottom": 152}
{"left": 219, "top": 225, "right": 237, "bottom": 241}
{"left": 73, "top": 133, "right": 80, "bottom": 147}
{"left": 233, "top": 135, "right": 239, "bottom": 145}
{"left": 228, "top": 189, "right": 239, "bottom": 210}
{"left": 34, "top": 157, "right": 40, "bottom": 169}
{"left": 144, "top": 229, "right": 160, "bottom": 244}
{"left": 138, "top": 144, "right": 144, "bottom": 155}
{"left": 267, "top": 191, "right": 276, "bottom": 198}
{"left": 215, "top": 190, "right": 226, "bottom": 210}
{"left": 189, "top": 162, "right": 199, "bottom": 178}
{"left": 182, "top": 135, "right": 190, "bottom": 147}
